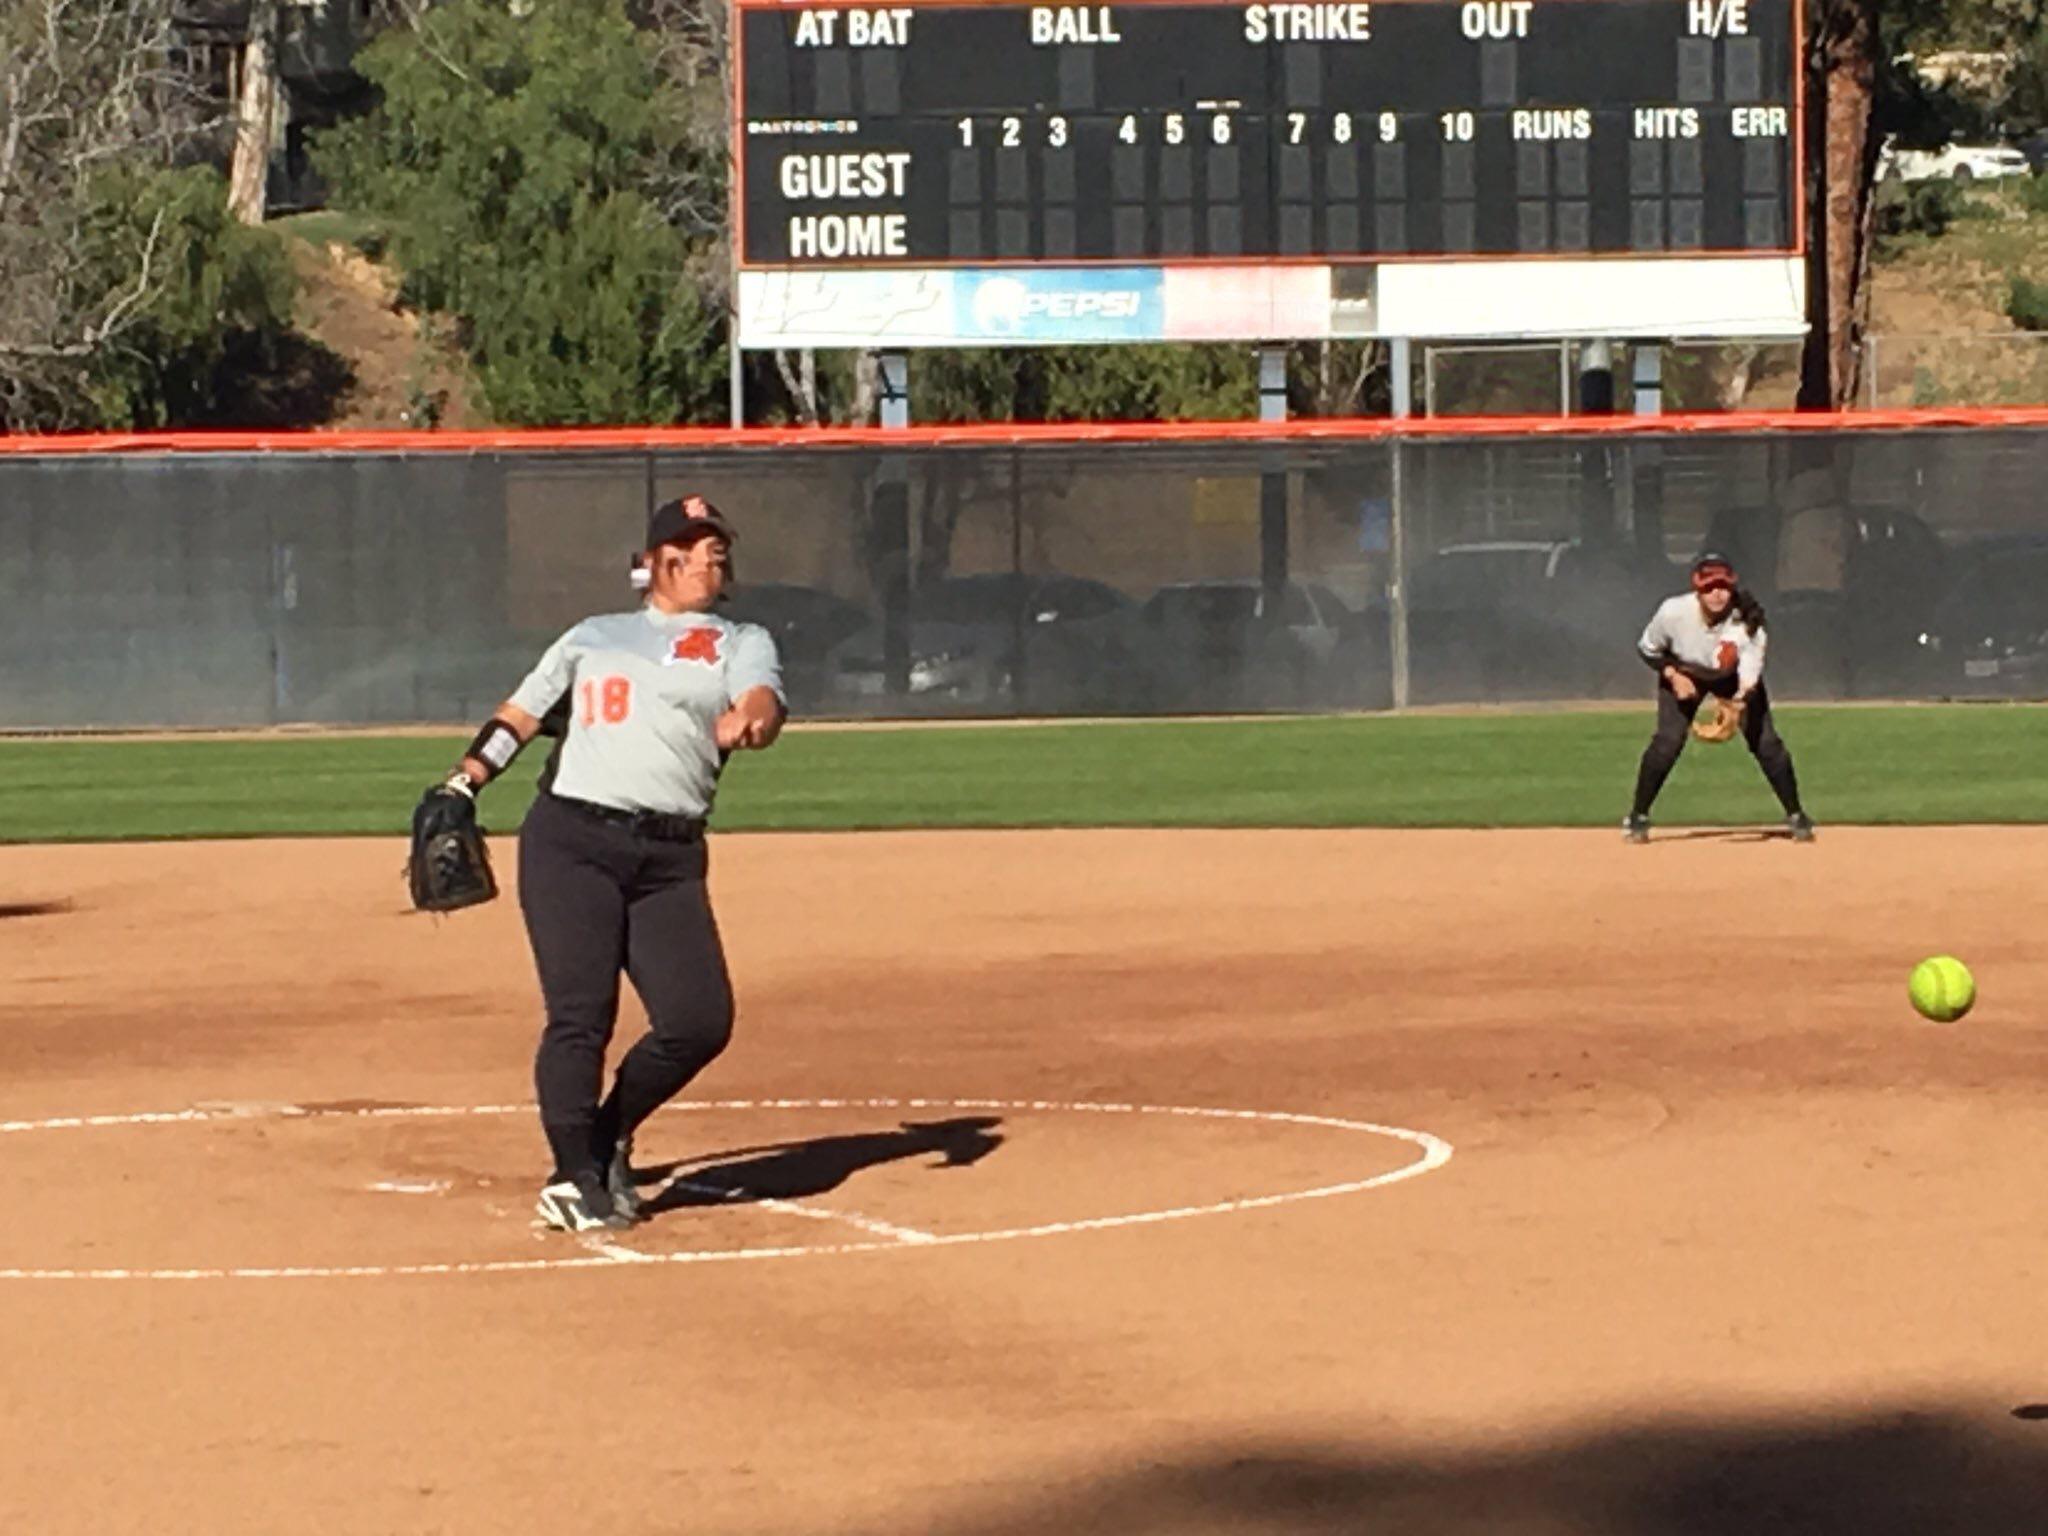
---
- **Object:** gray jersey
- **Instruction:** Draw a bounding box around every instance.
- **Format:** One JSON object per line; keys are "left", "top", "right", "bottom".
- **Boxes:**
{"left": 508, "top": 607, "right": 782, "bottom": 817}
{"left": 1637, "top": 594, "right": 1767, "bottom": 690}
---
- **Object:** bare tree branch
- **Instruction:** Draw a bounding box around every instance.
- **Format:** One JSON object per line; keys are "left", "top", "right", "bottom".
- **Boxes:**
{"left": 637, "top": 0, "right": 733, "bottom": 281}
{"left": 85, "top": 206, "right": 169, "bottom": 345}
{"left": 387, "top": 0, "right": 476, "bottom": 85}
{"left": 850, "top": 348, "right": 879, "bottom": 424}
{"left": 0, "top": 0, "right": 221, "bottom": 423}
{"left": 774, "top": 346, "right": 822, "bottom": 425}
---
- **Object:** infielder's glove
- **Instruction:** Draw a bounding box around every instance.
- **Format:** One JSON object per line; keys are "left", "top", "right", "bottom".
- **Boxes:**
{"left": 407, "top": 777, "right": 498, "bottom": 912}
{"left": 1690, "top": 695, "right": 1745, "bottom": 745}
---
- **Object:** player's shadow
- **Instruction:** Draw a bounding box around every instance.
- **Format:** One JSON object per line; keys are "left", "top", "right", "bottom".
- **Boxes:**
{"left": 814, "top": 1408, "right": 2048, "bottom": 1535}
{"left": 1654, "top": 827, "right": 1792, "bottom": 844}
{"left": 0, "top": 900, "right": 71, "bottom": 919}
{"left": 639, "top": 1115, "right": 1004, "bottom": 1215}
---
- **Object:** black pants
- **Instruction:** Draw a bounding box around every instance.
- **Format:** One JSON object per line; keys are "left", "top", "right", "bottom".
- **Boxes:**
{"left": 518, "top": 793, "right": 733, "bottom": 1183}
{"left": 1630, "top": 679, "right": 1804, "bottom": 819}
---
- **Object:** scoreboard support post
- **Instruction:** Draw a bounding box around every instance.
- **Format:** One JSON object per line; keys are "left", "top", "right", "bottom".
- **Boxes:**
{"left": 1578, "top": 341, "right": 1616, "bottom": 415}
{"left": 1575, "top": 340, "right": 1617, "bottom": 550}
{"left": 1388, "top": 337, "right": 1414, "bottom": 712}
{"left": 879, "top": 352, "right": 910, "bottom": 429}
{"left": 1257, "top": 346, "right": 1287, "bottom": 422}
{"left": 1630, "top": 345, "right": 1666, "bottom": 570}
{"left": 1258, "top": 346, "right": 1289, "bottom": 616}
{"left": 729, "top": 327, "right": 745, "bottom": 429}
{"left": 876, "top": 349, "right": 913, "bottom": 694}
{"left": 1632, "top": 346, "right": 1663, "bottom": 415}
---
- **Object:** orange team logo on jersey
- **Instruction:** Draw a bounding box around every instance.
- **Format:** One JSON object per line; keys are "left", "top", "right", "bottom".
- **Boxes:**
{"left": 671, "top": 628, "right": 721, "bottom": 665}
{"left": 1715, "top": 641, "right": 1739, "bottom": 671}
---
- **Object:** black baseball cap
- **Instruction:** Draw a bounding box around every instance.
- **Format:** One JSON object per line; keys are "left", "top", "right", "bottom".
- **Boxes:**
{"left": 646, "top": 495, "right": 736, "bottom": 550}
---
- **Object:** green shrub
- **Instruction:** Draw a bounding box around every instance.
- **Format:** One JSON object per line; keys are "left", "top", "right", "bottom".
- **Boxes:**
{"left": 2007, "top": 275, "right": 2048, "bottom": 331}
{"left": 78, "top": 165, "right": 300, "bottom": 427}
{"left": 1909, "top": 179, "right": 1962, "bottom": 235}
{"left": 1874, "top": 177, "right": 1962, "bottom": 239}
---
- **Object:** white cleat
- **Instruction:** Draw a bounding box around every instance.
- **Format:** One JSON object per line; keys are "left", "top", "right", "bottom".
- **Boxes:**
{"left": 534, "top": 1175, "right": 632, "bottom": 1233}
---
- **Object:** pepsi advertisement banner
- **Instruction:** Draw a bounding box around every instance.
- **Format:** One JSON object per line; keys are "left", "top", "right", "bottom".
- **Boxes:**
{"left": 952, "top": 269, "right": 1164, "bottom": 343}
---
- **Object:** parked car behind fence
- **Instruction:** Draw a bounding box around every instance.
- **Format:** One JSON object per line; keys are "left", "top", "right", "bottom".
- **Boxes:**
{"left": 1878, "top": 140, "right": 2033, "bottom": 183}
{"left": 1359, "top": 540, "right": 1674, "bottom": 705}
{"left": 1908, "top": 534, "right": 2048, "bottom": 699}
{"left": 826, "top": 572, "right": 1149, "bottom": 714}
{"left": 720, "top": 581, "right": 871, "bottom": 714}
{"left": 1139, "top": 580, "right": 1367, "bottom": 712}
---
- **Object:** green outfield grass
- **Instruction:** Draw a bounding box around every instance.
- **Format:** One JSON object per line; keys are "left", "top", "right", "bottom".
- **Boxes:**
{"left": 0, "top": 706, "right": 2043, "bottom": 843}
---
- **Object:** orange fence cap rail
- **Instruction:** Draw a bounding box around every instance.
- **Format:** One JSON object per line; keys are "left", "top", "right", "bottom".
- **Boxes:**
{"left": 9, "top": 406, "right": 2048, "bottom": 456}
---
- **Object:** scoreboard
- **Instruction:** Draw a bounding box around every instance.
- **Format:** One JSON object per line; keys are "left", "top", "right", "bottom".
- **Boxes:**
{"left": 736, "top": 0, "right": 1800, "bottom": 268}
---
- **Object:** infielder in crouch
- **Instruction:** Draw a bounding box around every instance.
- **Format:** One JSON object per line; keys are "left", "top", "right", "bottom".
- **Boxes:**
{"left": 1624, "top": 552, "right": 1814, "bottom": 845}
{"left": 447, "top": 497, "right": 785, "bottom": 1232}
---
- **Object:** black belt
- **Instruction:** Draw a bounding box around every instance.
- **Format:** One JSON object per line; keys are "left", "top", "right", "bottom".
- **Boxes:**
{"left": 549, "top": 793, "right": 706, "bottom": 843}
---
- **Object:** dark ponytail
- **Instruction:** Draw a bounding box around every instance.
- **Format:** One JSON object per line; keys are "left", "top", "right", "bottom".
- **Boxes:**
{"left": 1733, "top": 586, "right": 1767, "bottom": 635}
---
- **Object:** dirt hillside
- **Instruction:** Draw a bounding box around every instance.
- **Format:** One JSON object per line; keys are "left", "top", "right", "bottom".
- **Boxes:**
{"left": 286, "top": 236, "right": 483, "bottom": 431}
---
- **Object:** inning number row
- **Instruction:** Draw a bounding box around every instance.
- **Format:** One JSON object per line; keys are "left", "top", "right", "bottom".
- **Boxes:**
{"left": 956, "top": 111, "right": 1478, "bottom": 147}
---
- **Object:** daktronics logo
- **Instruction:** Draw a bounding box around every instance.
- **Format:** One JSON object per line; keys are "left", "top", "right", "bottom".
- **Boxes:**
{"left": 968, "top": 276, "right": 1152, "bottom": 335}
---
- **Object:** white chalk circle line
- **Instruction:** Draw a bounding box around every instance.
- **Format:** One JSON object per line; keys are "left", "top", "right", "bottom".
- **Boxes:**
{"left": 0, "top": 1097, "right": 1452, "bottom": 1281}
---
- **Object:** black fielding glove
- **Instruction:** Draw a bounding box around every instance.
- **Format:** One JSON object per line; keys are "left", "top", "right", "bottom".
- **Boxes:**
{"left": 407, "top": 776, "right": 499, "bottom": 913}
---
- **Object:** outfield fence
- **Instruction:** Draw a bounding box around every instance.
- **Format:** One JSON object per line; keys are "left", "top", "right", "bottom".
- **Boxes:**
{"left": 5, "top": 411, "right": 2048, "bottom": 730}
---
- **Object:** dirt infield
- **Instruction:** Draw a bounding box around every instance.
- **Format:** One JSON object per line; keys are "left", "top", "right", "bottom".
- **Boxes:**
{"left": 2, "top": 827, "right": 2045, "bottom": 1533}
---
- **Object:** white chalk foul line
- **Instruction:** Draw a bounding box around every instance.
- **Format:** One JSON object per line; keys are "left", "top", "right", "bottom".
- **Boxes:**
{"left": 670, "top": 1177, "right": 937, "bottom": 1245}
{"left": 575, "top": 1234, "right": 660, "bottom": 1264}
{"left": 0, "top": 1097, "right": 1451, "bottom": 1281}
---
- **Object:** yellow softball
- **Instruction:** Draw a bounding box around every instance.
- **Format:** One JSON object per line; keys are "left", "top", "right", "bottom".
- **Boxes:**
{"left": 1909, "top": 956, "right": 1976, "bottom": 1023}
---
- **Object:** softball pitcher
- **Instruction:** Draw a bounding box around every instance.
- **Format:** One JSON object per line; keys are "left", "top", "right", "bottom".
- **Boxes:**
{"left": 1624, "top": 552, "right": 1814, "bottom": 845}
{"left": 446, "top": 496, "right": 785, "bottom": 1232}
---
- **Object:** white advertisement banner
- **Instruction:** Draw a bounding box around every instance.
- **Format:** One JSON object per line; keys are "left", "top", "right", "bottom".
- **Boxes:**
{"left": 1374, "top": 258, "right": 1808, "bottom": 340}
{"left": 739, "top": 259, "right": 1807, "bottom": 348}
{"left": 737, "top": 270, "right": 958, "bottom": 350}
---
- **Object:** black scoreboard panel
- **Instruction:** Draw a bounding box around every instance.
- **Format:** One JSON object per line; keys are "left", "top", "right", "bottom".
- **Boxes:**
{"left": 737, "top": 0, "right": 1798, "bottom": 267}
